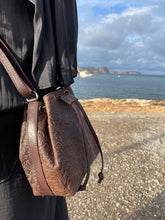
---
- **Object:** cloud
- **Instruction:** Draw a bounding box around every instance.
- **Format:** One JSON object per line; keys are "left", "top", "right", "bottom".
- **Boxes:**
{"left": 77, "top": 1, "right": 165, "bottom": 74}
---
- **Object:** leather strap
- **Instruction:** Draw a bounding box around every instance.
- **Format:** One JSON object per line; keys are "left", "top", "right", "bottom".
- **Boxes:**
{"left": 27, "top": 102, "right": 53, "bottom": 195}
{"left": 0, "top": 38, "right": 36, "bottom": 99}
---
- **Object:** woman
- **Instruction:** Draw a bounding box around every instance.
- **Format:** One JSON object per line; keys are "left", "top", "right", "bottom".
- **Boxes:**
{"left": 0, "top": 0, "right": 78, "bottom": 219}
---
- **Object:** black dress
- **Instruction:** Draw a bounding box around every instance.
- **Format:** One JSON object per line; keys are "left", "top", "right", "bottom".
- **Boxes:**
{"left": 0, "top": 0, "right": 78, "bottom": 219}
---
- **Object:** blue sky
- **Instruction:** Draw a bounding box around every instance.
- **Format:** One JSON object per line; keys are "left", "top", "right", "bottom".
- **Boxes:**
{"left": 76, "top": 0, "right": 165, "bottom": 75}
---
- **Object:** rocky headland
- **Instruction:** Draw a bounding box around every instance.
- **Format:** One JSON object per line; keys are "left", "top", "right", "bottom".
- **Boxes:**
{"left": 78, "top": 66, "right": 110, "bottom": 74}
{"left": 78, "top": 67, "right": 141, "bottom": 75}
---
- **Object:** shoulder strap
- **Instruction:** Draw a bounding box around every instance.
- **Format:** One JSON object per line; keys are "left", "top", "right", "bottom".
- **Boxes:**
{"left": 0, "top": 38, "right": 37, "bottom": 100}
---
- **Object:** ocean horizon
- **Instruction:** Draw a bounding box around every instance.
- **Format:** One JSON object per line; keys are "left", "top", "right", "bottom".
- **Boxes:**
{"left": 71, "top": 74, "right": 165, "bottom": 100}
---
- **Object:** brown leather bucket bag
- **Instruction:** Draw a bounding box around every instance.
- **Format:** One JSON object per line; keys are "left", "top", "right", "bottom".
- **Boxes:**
{"left": 0, "top": 39, "right": 104, "bottom": 197}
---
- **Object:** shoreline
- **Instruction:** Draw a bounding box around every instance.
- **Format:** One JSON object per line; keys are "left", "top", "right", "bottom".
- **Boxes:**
{"left": 79, "top": 98, "right": 165, "bottom": 113}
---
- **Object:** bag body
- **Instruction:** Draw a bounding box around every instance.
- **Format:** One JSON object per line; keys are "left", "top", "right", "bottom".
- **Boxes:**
{"left": 0, "top": 39, "right": 104, "bottom": 197}
{"left": 20, "top": 87, "right": 101, "bottom": 197}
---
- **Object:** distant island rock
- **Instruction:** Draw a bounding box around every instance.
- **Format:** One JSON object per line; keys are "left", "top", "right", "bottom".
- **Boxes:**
{"left": 78, "top": 67, "right": 110, "bottom": 74}
{"left": 111, "top": 71, "right": 141, "bottom": 75}
{"left": 78, "top": 67, "right": 141, "bottom": 76}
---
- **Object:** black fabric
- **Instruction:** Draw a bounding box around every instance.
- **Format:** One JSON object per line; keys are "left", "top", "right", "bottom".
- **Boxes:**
{"left": 0, "top": 108, "right": 24, "bottom": 181}
{"left": 0, "top": 0, "right": 78, "bottom": 111}
{"left": 0, "top": 108, "right": 69, "bottom": 220}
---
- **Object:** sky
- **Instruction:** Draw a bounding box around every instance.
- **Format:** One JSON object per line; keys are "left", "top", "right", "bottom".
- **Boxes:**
{"left": 76, "top": 0, "right": 165, "bottom": 75}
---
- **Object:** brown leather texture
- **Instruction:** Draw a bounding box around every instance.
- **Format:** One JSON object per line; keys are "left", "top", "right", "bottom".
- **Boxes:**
{"left": 19, "top": 87, "right": 102, "bottom": 197}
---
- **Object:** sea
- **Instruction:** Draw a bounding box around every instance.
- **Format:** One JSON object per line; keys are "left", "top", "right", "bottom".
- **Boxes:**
{"left": 71, "top": 74, "right": 165, "bottom": 100}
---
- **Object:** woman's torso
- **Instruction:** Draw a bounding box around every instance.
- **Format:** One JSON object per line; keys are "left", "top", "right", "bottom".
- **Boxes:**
{"left": 0, "top": 0, "right": 78, "bottom": 111}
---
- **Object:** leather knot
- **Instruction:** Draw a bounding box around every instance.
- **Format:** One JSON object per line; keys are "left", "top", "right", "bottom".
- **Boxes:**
{"left": 78, "top": 185, "right": 86, "bottom": 191}
{"left": 98, "top": 172, "right": 104, "bottom": 183}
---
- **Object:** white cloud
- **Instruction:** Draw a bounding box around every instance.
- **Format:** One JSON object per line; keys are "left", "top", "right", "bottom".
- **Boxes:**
{"left": 115, "top": 58, "right": 123, "bottom": 65}
{"left": 77, "top": 1, "right": 165, "bottom": 74}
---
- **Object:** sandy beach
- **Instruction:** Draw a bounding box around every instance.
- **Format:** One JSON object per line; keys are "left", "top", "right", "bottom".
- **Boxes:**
{"left": 67, "top": 99, "right": 165, "bottom": 220}
{"left": 79, "top": 98, "right": 165, "bottom": 113}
